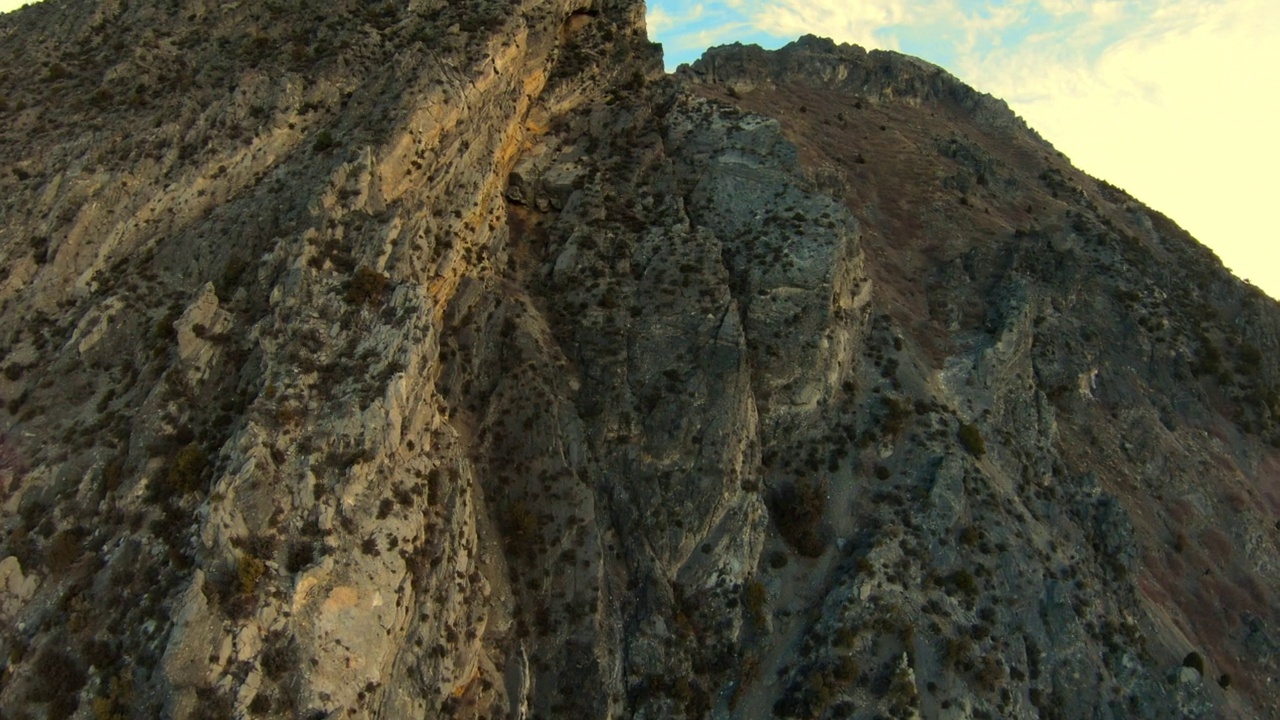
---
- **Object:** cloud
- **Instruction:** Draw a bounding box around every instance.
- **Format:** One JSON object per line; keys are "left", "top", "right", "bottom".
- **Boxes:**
{"left": 957, "top": 0, "right": 1280, "bottom": 294}
{"left": 647, "top": 1, "right": 778, "bottom": 60}
{"left": 748, "top": 0, "right": 915, "bottom": 49}
{"left": 647, "top": 4, "right": 704, "bottom": 36}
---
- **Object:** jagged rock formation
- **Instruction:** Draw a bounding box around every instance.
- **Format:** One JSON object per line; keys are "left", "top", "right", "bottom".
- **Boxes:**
{"left": 1, "top": 2, "right": 1279, "bottom": 719}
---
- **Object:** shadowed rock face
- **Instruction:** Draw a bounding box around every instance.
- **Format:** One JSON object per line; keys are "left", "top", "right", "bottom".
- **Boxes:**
{"left": 1, "top": 3, "right": 1279, "bottom": 719}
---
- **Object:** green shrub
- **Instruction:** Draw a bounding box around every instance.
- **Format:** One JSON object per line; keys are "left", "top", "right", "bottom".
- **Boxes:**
{"left": 312, "top": 129, "right": 337, "bottom": 152}
{"left": 1193, "top": 335, "right": 1221, "bottom": 375}
{"left": 943, "top": 635, "right": 973, "bottom": 669}
{"left": 958, "top": 423, "right": 986, "bottom": 458}
{"left": 237, "top": 554, "right": 266, "bottom": 595}
{"left": 501, "top": 500, "right": 541, "bottom": 560}
{"left": 882, "top": 396, "right": 912, "bottom": 435}
{"left": 1239, "top": 343, "right": 1263, "bottom": 373}
{"left": 345, "top": 266, "right": 389, "bottom": 306}
{"left": 769, "top": 476, "right": 827, "bottom": 557}
{"left": 744, "top": 580, "right": 768, "bottom": 626}
{"left": 91, "top": 672, "right": 134, "bottom": 720}
{"left": 976, "top": 655, "right": 1005, "bottom": 691}
{"left": 168, "top": 443, "right": 209, "bottom": 493}
{"left": 45, "top": 527, "right": 84, "bottom": 572}
{"left": 27, "top": 646, "right": 86, "bottom": 716}
{"left": 260, "top": 632, "right": 298, "bottom": 680}
{"left": 834, "top": 655, "right": 859, "bottom": 682}
{"left": 247, "top": 693, "right": 272, "bottom": 714}
{"left": 1182, "top": 651, "right": 1204, "bottom": 675}
{"left": 946, "top": 569, "right": 978, "bottom": 597}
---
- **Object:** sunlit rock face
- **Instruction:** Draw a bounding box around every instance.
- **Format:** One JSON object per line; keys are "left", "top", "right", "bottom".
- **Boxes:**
{"left": 1, "top": 3, "right": 1279, "bottom": 718}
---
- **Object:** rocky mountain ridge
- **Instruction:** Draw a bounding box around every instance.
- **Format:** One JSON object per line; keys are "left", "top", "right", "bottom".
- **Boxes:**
{"left": 1, "top": 1, "right": 1279, "bottom": 719}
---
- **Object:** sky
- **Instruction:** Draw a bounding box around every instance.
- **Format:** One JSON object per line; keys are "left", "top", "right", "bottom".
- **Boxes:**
{"left": 649, "top": 0, "right": 1280, "bottom": 300}
{"left": 1, "top": 0, "right": 1274, "bottom": 298}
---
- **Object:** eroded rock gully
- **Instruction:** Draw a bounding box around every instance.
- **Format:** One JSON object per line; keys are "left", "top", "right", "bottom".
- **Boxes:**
{"left": 1, "top": 3, "right": 1279, "bottom": 719}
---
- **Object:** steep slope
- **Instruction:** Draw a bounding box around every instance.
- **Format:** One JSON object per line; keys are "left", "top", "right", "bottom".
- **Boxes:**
{"left": 1, "top": 4, "right": 1279, "bottom": 720}
{"left": 680, "top": 37, "right": 1280, "bottom": 719}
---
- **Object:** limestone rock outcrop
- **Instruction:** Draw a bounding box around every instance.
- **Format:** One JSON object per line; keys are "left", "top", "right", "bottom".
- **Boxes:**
{"left": 1, "top": 2, "right": 1278, "bottom": 719}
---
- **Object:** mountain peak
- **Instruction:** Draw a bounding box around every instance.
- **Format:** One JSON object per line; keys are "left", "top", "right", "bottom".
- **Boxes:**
{"left": 0, "top": 5, "right": 1277, "bottom": 719}
{"left": 680, "top": 34, "right": 1035, "bottom": 139}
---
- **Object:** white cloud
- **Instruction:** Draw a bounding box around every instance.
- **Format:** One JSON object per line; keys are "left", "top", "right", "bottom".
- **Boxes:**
{"left": 958, "top": 0, "right": 1280, "bottom": 295}
{"left": 747, "top": 0, "right": 920, "bottom": 50}
{"left": 670, "top": 21, "right": 761, "bottom": 53}
{"left": 1036, "top": 0, "right": 1097, "bottom": 15}
{"left": 647, "top": 4, "right": 705, "bottom": 35}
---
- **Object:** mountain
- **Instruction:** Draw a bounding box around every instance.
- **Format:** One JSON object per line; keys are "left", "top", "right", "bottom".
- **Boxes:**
{"left": 2, "top": 1, "right": 1279, "bottom": 718}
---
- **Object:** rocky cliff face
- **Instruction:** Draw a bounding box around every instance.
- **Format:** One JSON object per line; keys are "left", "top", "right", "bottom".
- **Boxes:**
{"left": 1, "top": 3, "right": 1279, "bottom": 719}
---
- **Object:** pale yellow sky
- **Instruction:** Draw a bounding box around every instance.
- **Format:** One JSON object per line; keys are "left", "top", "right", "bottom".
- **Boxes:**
{"left": 957, "top": 0, "right": 1280, "bottom": 300}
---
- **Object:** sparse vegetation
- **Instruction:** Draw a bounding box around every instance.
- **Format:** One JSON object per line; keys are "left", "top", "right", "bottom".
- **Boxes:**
{"left": 769, "top": 476, "right": 828, "bottom": 557}
{"left": 168, "top": 442, "right": 209, "bottom": 493}
{"left": 238, "top": 553, "right": 266, "bottom": 595}
{"left": 27, "top": 646, "right": 87, "bottom": 716}
{"left": 312, "top": 129, "right": 337, "bottom": 152}
{"left": 744, "top": 579, "right": 768, "bottom": 626}
{"left": 958, "top": 422, "right": 986, "bottom": 458}
{"left": 346, "top": 266, "right": 390, "bottom": 306}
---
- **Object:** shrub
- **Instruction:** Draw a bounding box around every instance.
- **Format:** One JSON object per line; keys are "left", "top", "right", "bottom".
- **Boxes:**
{"left": 1240, "top": 343, "right": 1262, "bottom": 370}
{"left": 1182, "top": 651, "right": 1204, "bottom": 676}
{"left": 28, "top": 646, "right": 86, "bottom": 716}
{"left": 882, "top": 396, "right": 912, "bottom": 434}
{"left": 346, "top": 266, "right": 389, "bottom": 306}
{"left": 976, "top": 655, "right": 1005, "bottom": 691}
{"left": 501, "top": 500, "right": 540, "bottom": 560}
{"left": 168, "top": 443, "right": 208, "bottom": 493}
{"left": 834, "top": 655, "right": 859, "bottom": 682}
{"left": 285, "top": 541, "right": 315, "bottom": 573}
{"left": 247, "top": 693, "right": 272, "bottom": 714}
{"left": 744, "top": 580, "right": 768, "bottom": 626}
{"left": 1193, "top": 335, "right": 1221, "bottom": 375}
{"left": 238, "top": 554, "right": 266, "bottom": 595}
{"left": 91, "top": 672, "right": 134, "bottom": 720}
{"left": 260, "top": 632, "right": 298, "bottom": 680}
{"left": 943, "top": 635, "right": 973, "bottom": 670}
{"left": 946, "top": 569, "right": 978, "bottom": 597}
{"left": 958, "top": 423, "right": 986, "bottom": 458}
{"left": 46, "top": 527, "right": 84, "bottom": 572}
{"left": 769, "top": 477, "right": 828, "bottom": 557}
{"left": 312, "top": 129, "right": 337, "bottom": 152}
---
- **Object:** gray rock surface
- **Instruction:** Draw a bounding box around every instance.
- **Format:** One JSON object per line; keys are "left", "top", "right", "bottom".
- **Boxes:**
{"left": 0, "top": 2, "right": 1278, "bottom": 719}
